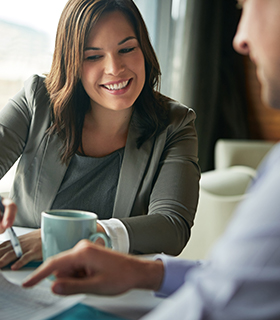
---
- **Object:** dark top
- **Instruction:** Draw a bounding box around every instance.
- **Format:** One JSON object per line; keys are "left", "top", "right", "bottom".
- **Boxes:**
{"left": 51, "top": 148, "right": 124, "bottom": 219}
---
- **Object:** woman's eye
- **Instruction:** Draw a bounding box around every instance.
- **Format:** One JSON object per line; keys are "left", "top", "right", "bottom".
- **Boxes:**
{"left": 85, "top": 55, "right": 102, "bottom": 61}
{"left": 119, "top": 47, "right": 135, "bottom": 54}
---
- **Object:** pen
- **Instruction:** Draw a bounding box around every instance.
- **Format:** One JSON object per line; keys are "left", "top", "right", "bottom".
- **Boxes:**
{"left": 0, "top": 196, "right": 23, "bottom": 258}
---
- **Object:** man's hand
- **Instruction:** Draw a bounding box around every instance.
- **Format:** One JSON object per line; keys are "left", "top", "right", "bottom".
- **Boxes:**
{"left": 23, "top": 240, "right": 164, "bottom": 296}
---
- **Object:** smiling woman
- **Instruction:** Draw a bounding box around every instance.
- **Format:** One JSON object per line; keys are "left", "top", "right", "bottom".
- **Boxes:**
{"left": 0, "top": 0, "right": 200, "bottom": 270}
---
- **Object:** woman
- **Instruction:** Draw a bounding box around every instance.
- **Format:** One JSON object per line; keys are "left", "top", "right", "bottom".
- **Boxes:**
{"left": 0, "top": 0, "right": 200, "bottom": 269}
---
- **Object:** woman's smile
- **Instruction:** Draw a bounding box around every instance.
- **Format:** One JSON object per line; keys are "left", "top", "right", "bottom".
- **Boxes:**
{"left": 101, "top": 78, "right": 132, "bottom": 95}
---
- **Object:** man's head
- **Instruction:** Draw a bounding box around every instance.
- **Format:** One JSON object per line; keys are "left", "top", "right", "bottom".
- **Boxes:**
{"left": 233, "top": 0, "right": 280, "bottom": 109}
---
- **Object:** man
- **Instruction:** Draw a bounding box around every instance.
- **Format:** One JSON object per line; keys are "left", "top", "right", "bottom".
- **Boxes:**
{"left": 13, "top": 0, "right": 280, "bottom": 318}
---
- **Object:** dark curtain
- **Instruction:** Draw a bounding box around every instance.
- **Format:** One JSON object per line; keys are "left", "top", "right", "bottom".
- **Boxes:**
{"left": 181, "top": 0, "right": 249, "bottom": 172}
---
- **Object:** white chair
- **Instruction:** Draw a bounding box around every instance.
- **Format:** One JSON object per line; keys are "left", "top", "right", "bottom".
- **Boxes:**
{"left": 179, "top": 165, "right": 256, "bottom": 260}
{"left": 214, "top": 139, "right": 275, "bottom": 170}
{"left": 179, "top": 139, "right": 275, "bottom": 260}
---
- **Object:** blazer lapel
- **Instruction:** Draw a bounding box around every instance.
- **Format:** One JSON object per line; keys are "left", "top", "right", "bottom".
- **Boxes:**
{"left": 33, "top": 133, "right": 68, "bottom": 220}
{"left": 113, "top": 115, "right": 155, "bottom": 218}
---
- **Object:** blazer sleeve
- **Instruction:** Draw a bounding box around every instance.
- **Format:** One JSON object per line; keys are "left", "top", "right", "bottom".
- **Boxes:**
{"left": 120, "top": 103, "right": 200, "bottom": 255}
{"left": 0, "top": 81, "right": 33, "bottom": 178}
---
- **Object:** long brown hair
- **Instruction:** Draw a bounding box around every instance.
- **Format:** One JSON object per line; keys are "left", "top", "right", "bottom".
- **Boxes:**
{"left": 46, "top": 0, "right": 169, "bottom": 164}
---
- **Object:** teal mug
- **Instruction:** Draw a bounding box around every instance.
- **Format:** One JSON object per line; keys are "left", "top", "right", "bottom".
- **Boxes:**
{"left": 41, "top": 209, "right": 111, "bottom": 261}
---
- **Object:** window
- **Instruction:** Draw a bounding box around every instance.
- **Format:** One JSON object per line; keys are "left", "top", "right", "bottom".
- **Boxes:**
{"left": 134, "top": 0, "right": 188, "bottom": 101}
{"left": 0, "top": 1, "right": 68, "bottom": 193}
{"left": 0, "top": 0, "right": 68, "bottom": 109}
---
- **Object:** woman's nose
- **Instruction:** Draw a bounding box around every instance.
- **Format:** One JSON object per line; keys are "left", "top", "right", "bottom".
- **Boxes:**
{"left": 105, "top": 55, "right": 125, "bottom": 76}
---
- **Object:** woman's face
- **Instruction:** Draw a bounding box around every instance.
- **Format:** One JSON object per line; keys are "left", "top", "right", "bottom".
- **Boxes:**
{"left": 81, "top": 11, "right": 145, "bottom": 112}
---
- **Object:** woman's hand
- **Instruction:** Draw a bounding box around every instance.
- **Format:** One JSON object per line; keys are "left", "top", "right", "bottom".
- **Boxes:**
{"left": 95, "top": 222, "right": 107, "bottom": 246}
{"left": 23, "top": 240, "right": 164, "bottom": 296}
{"left": 0, "top": 229, "right": 42, "bottom": 269}
{"left": 0, "top": 198, "right": 17, "bottom": 234}
{"left": 96, "top": 222, "right": 105, "bottom": 233}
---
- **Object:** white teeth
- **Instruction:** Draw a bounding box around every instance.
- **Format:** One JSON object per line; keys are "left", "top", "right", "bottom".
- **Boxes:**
{"left": 104, "top": 80, "right": 129, "bottom": 90}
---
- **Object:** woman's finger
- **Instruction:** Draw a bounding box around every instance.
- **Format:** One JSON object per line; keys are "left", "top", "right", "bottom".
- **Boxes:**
{"left": 0, "top": 198, "right": 17, "bottom": 230}
{"left": 10, "top": 251, "right": 39, "bottom": 270}
{"left": 0, "top": 248, "right": 17, "bottom": 268}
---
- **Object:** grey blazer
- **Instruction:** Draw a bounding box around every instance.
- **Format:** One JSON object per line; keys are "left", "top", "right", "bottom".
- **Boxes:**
{"left": 0, "top": 75, "right": 200, "bottom": 255}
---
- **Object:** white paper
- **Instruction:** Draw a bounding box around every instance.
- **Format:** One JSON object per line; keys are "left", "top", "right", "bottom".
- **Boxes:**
{"left": 0, "top": 271, "right": 84, "bottom": 320}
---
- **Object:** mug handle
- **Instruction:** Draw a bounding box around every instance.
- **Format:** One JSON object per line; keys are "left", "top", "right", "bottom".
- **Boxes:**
{"left": 89, "top": 232, "right": 112, "bottom": 248}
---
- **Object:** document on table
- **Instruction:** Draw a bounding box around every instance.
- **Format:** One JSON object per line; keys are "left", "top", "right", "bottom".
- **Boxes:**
{"left": 0, "top": 271, "right": 84, "bottom": 320}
